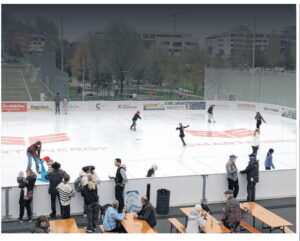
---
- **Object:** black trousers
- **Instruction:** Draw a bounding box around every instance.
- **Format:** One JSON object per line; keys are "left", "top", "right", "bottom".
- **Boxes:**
{"left": 19, "top": 198, "right": 32, "bottom": 219}
{"left": 87, "top": 202, "right": 99, "bottom": 231}
{"left": 223, "top": 220, "right": 240, "bottom": 233}
{"left": 180, "top": 136, "right": 186, "bottom": 145}
{"left": 55, "top": 103, "right": 60, "bottom": 114}
{"left": 251, "top": 146, "right": 259, "bottom": 155}
{"left": 246, "top": 182, "right": 256, "bottom": 201}
{"left": 130, "top": 120, "right": 136, "bottom": 130}
{"left": 50, "top": 193, "right": 62, "bottom": 215}
{"left": 265, "top": 167, "right": 271, "bottom": 170}
{"left": 256, "top": 120, "right": 262, "bottom": 129}
{"left": 115, "top": 185, "right": 125, "bottom": 212}
{"left": 61, "top": 205, "right": 70, "bottom": 219}
{"left": 227, "top": 178, "right": 239, "bottom": 198}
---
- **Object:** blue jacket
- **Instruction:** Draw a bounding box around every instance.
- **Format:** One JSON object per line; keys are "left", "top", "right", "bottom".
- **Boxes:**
{"left": 103, "top": 207, "right": 125, "bottom": 231}
{"left": 264, "top": 153, "right": 275, "bottom": 169}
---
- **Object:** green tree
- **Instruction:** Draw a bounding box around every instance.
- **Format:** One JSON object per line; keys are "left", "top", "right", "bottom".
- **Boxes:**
{"left": 265, "top": 31, "right": 281, "bottom": 68}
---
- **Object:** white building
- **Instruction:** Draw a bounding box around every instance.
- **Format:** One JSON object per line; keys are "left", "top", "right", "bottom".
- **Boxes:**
{"left": 141, "top": 31, "right": 199, "bottom": 55}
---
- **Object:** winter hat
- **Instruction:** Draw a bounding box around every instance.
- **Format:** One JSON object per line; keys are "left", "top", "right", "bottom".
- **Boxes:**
{"left": 194, "top": 204, "right": 202, "bottom": 212}
{"left": 42, "top": 156, "right": 51, "bottom": 162}
{"left": 51, "top": 162, "right": 61, "bottom": 170}
{"left": 229, "top": 154, "right": 237, "bottom": 159}
{"left": 224, "top": 189, "right": 234, "bottom": 195}
{"left": 137, "top": 111, "right": 140, "bottom": 114}
{"left": 152, "top": 164, "right": 158, "bottom": 171}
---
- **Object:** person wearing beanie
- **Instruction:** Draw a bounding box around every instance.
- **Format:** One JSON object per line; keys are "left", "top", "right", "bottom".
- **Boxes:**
{"left": 146, "top": 164, "right": 158, "bottom": 177}
{"left": 221, "top": 190, "right": 241, "bottom": 233}
{"left": 226, "top": 155, "right": 239, "bottom": 198}
{"left": 45, "top": 162, "right": 68, "bottom": 218}
{"left": 264, "top": 148, "right": 275, "bottom": 170}
{"left": 26, "top": 141, "right": 42, "bottom": 174}
{"left": 186, "top": 204, "right": 207, "bottom": 233}
{"left": 176, "top": 123, "right": 190, "bottom": 146}
{"left": 130, "top": 111, "right": 141, "bottom": 131}
{"left": 240, "top": 154, "right": 259, "bottom": 202}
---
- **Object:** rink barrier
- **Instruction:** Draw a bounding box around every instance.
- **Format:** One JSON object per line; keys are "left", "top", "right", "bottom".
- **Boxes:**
{"left": 1, "top": 100, "right": 296, "bottom": 120}
{"left": 1, "top": 169, "right": 296, "bottom": 221}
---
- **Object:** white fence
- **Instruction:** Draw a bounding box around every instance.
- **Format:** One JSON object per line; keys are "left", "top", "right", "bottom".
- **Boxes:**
{"left": 2, "top": 169, "right": 296, "bottom": 220}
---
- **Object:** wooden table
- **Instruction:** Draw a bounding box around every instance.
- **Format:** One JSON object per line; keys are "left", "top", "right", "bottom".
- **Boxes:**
{"left": 240, "top": 202, "right": 293, "bottom": 233}
{"left": 120, "top": 213, "right": 156, "bottom": 233}
{"left": 180, "top": 207, "right": 231, "bottom": 233}
{"left": 49, "top": 218, "right": 80, "bottom": 233}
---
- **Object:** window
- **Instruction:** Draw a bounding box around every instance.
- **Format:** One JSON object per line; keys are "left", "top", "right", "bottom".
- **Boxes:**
{"left": 185, "top": 42, "right": 194, "bottom": 46}
{"left": 161, "top": 41, "right": 170, "bottom": 46}
{"left": 173, "top": 42, "right": 182, "bottom": 47}
{"left": 218, "top": 44, "right": 224, "bottom": 47}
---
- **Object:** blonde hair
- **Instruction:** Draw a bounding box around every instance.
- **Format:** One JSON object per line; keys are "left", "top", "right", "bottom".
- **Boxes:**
{"left": 87, "top": 175, "right": 96, "bottom": 190}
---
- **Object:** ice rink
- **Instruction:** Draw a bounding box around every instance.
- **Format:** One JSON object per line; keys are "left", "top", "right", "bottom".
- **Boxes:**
{"left": 1, "top": 109, "right": 297, "bottom": 187}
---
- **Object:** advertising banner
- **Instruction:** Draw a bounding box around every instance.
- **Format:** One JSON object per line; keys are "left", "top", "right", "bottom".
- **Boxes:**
{"left": 143, "top": 103, "right": 165, "bottom": 110}
{"left": 118, "top": 104, "right": 138, "bottom": 109}
{"left": 27, "top": 103, "right": 52, "bottom": 111}
{"left": 2, "top": 103, "right": 27, "bottom": 112}
{"left": 237, "top": 102, "right": 256, "bottom": 110}
{"left": 281, "top": 107, "right": 296, "bottom": 120}
{"left": 185, "top": 101, "right": 206, "bottom": 110}
{"left": 165, "top": 101, "right": 186, "bottom": 110}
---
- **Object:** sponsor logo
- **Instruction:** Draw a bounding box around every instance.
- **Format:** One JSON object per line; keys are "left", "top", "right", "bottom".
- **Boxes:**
{"left": 185, "top": 128, "right": 253, "bottom": 138}
{"left": 263, "top": 107, "right": 279, "bottom": 113}
{"left": 2, "top": 103, "right": 27, "bottom": 112}
{"left": 165, "top": 101, "right": 185, "bottom": 110}
{"left": 28, "top": 105, "right": 52, "bottom": 111}
{"left": 238, "top": 103, "right": 256, "bottom": 109}
{"left": 96, "top": 103, "right": 101, "bottom": 110}
{"left": 281, "top": 108, "right": 296, "bottom": 120}
{"left": 118, "top": 104, "right": 137, "bottom": 109}
{"left": 185, "top": 101, "right": 206, "bottom": 110}
{"left": 68, "top": 104, "right": 79, "bottom": 109}
{"left": 143, "top": 104, "right": 165, "bottom": 110}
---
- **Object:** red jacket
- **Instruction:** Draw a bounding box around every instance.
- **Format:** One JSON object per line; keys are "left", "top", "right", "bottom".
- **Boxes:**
{"left": 27, "top": 143, "right": 41, "bottom": 158}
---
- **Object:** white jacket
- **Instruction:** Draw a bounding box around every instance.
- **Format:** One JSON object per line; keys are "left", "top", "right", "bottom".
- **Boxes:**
{"left": 186, "top": 210, "right": 207, "bottom": 233}
{"left": 79, "top": 170, "right": 101, "bottom": 186}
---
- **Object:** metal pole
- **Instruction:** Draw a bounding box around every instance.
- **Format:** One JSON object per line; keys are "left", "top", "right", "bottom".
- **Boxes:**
{"left": 61, "top": 10, "right": 64, "bottom": 77}
{"left": 3, "top": 187, "right": 12, "bottom": 221}
{"left": 82, "top": 59, "right": 85, "bottom": 101}
{"left": 201, "top": 175, "right": 208, "bottom": 204}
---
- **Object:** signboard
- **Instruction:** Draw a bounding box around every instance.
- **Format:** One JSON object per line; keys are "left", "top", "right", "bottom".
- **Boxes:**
{"left": 2, "top": 103, "right": 27, "bottom": 112}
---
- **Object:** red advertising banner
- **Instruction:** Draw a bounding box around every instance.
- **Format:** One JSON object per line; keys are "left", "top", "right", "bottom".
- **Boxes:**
{"left": 1, "top": 103, "right": 27, "bottom": 112}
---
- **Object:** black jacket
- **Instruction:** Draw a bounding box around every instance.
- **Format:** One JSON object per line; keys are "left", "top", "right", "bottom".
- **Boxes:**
{"left": 146, "top": 168, "right": 155, "bottom": 177}
{"left": 132, "top": 113, "right": 141, "bottom": 121}
{"left": 137, "top": 202, "right": 157, "bottom": 227}
{"left": 240, "top": 159, "right": 259, "bottom": 183}
{"left": 81, "top": 184, "right": 99, "bottom": 205}
{"left": 17, "top": 174, "right": 37, "bottom": 199}
{"left": 208, "top": 106, "right": 214, "bottom": 114}
{"left": 176, "top": 125, "right": 189, "bottom": 137}
{"left": 45, "top": 170, "right": 67, "bottom": 194}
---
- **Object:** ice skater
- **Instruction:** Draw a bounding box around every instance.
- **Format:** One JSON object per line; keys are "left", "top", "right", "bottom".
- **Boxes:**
{"left": 62, "top": 98, "right": 68, "bottom": 114}
{"left": 176, "top": 123, "right": 189, "bottom": 146}
{"left": 130, "top": 111, "right": 141, "bottom": 131}
{"left": 207, "top": 104, "right": 215, "bottom": 123}
{"left": 254, "top": 112, "right": 266, "bottom": 134}
{"left": 26, "top": 141, "right": 42, "bottom": 174}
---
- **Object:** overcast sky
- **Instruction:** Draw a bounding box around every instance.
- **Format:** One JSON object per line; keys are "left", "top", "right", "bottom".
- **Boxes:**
{"left": 3, "top": 4, "right": 296, "bottom": 46}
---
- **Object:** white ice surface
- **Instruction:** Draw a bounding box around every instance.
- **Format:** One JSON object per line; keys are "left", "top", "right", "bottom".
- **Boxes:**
{"left": 1, "top": 110, "right": 296, "bottom": 187}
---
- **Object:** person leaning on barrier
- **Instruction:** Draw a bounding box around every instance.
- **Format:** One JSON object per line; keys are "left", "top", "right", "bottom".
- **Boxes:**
{"left": 103, "top": 200, "right": 126, "bottom": 233}
{"left": 133, "top": 196, "right": 157, "bottom": 228}
{"left": 29, "top": 215, "right": 50, "bottom": 233}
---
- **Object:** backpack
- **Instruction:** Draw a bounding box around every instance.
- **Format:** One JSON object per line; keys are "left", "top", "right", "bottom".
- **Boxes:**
{"left": 74, "top": 176, "right": 83, "bottom": 192}
{"left": 201, "top": 203, "right": 211, "bottom": 214}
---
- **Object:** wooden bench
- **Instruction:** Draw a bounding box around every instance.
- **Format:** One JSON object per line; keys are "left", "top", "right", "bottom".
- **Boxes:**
{"left": 240, "top": 220, "right": 262, "bottom": 233}
{"left": 284, "top": 227, "right": 295, "bottom": 233}
{"left": 168, "top": 218, "right": 186, "bottom": 233}
{"left": 78, "top": 228, "right": 86, "bottom": 233}
{"left": 99, "top": 225, "right": 113, "bottom": 233}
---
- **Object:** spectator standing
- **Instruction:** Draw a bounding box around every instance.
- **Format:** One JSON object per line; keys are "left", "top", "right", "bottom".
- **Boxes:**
{"left": 146, "top": 164, "right": 158, "bottom": 177}
{"left": 264, "top": 148, "right": 275, "bottom": 170}
{"left": 186, "top": 204, "right": 207, "bottom": 233}
{"left": 226, "top": 154, "right": 239, "bottom": 198}
{"left": 45, "top": 162, "right": 68, "bottom": 218}
{"left": 103, "top": 200, "right": 126, "bottom": 233}
{"left": 54, "top": 92, "right": 61, "bottom": 114}
{"left": 81, "top": 175, "right": 100, "bottom": 233}
{"left": 56, "top": 175, "right": 75, "bottom": 219}
{"left": 133, "top": 196, "right": 157, "bottom": 228}
{"left": 240, "top": 154, "right": 259, "bottom": 201}
{"left": 79, "top": 165, "right": 101, "bottom": 217}
{"left": 109, "top": 158, "right": 128, "bottom": 212}
{"left": 29, "top": 216, "right": 50, "bottom": 233}
{"left": 26, "top": 141, "right": 42, "bottom": 173}
{"left": 17, "top": 169, "right": 37, "bottom": 222}
{"left": 221, "top": 190, "right": 241, "bottom": 233}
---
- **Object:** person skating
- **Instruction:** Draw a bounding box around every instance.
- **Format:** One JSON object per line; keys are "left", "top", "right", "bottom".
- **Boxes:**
{"left": 176, "top": 123, "right": 189, "bottom": 146}
{"left": 26, "top": 141, "right": 42, "bottom": 174}
{"left": 254, "top": 112, "right": 266, "bottom": 134}
{"left": 207, "top": 104, "right": 216, "bottom": 123}
{"left": 130, "top": 111, "right": 141, "bottom": 131}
